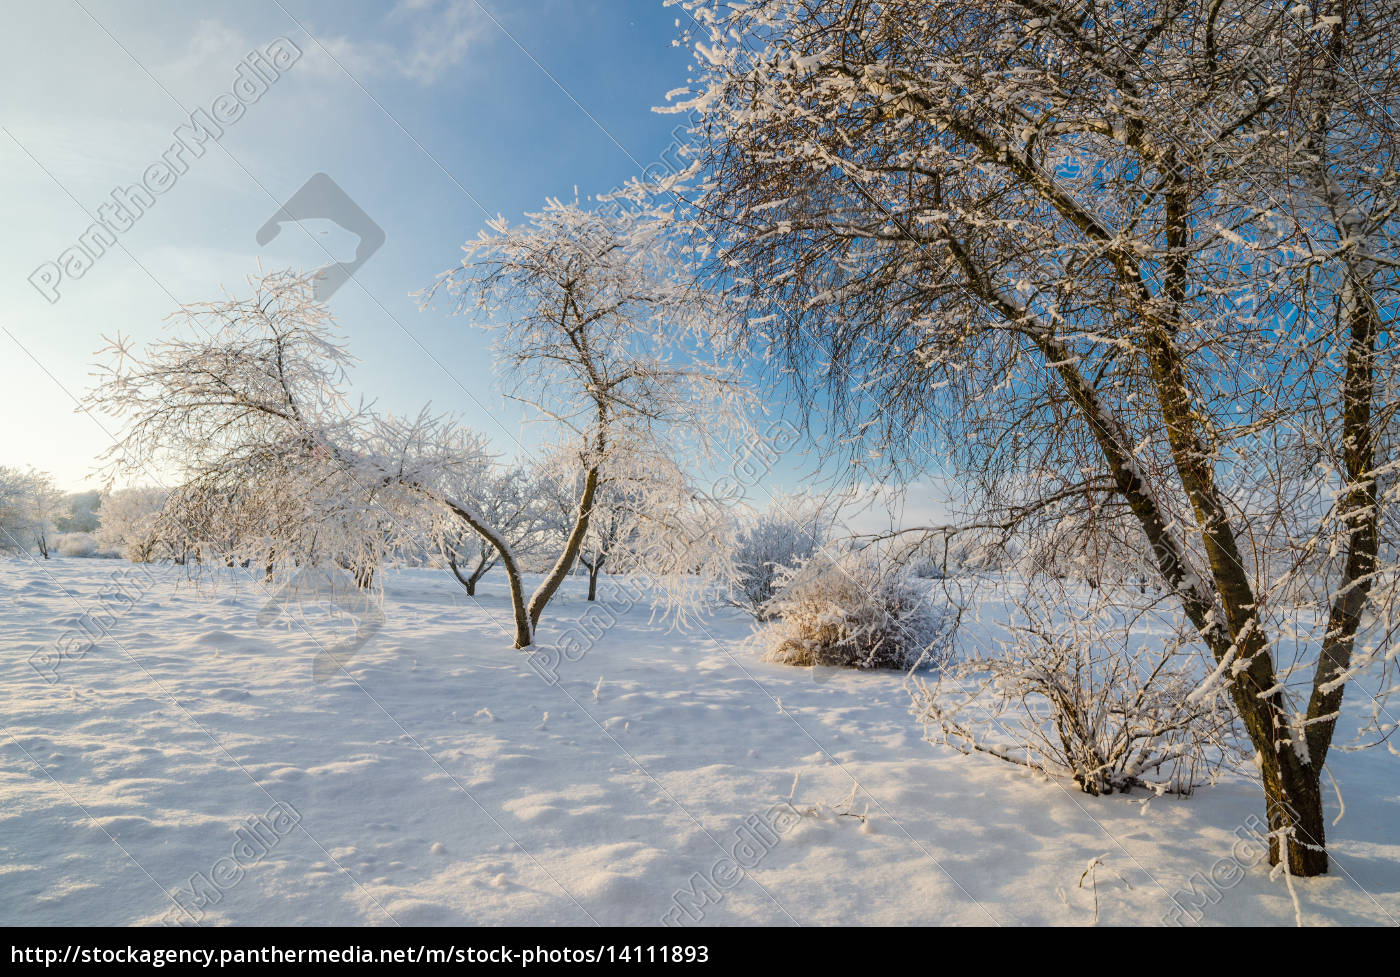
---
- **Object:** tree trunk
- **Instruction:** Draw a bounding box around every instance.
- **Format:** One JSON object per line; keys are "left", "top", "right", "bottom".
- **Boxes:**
{"left": 1263, "top": 757, "right": 1329, "bottom": 876}
{"left": 587, "top": 558, "right": 601, "bottom": 601}
{"left": 466, "top": 557, "right": 492, "bottom": 597}
{"left": 528, "top": 462, "right": 601, "bottom": 628}
{"left": 440, "top": 496, "right": 532, "bottom": 648}
{"left": 969, "top": 266, "right": 1337, "bottom": 875}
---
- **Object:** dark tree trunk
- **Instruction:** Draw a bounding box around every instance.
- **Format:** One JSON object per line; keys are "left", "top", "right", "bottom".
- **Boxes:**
{"left": 441, "top": 499, "right": 532, "bottom": 648}
{"left": 1265, "top": 759, "right": 1329, "bottom": 876}
{"left": 448, "top": 551, "right": 492, "bottom": 597}
{"left": 528, "top": 461, "right": 601, "bottom": 628}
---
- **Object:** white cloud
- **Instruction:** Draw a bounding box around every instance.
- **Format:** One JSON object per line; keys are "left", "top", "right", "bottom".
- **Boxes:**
{"left": 831, "top": 477, "right": 962, "bottom": 538}
{"left": 299, "top": 0, "right": 487, "bottom": 86}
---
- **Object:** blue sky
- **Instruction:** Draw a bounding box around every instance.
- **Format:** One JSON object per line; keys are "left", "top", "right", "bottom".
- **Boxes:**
{"left": 2, "top": 0, "right": 701, "bottom": 487}
{"left": 0, "top": 0, "right": 951, "bottom": 532}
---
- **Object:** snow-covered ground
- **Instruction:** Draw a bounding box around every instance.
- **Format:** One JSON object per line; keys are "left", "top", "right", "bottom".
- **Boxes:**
{"left": 2, "top": 557, "right": 1397, "bottom": 926}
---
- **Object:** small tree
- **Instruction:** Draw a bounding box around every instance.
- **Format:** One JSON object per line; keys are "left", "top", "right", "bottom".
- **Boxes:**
{"left": 438, "top": 463, "right": 545, "bottom": 596}
{"left": 424, "top": 198, "right": 754, "bottom": 633}
{"left": 575, "top": 483, "right": 641, "bottom": 602}
{"left": 96, "top": 487, "right": 168, "bottom": 563}
{"left": 534, "top": 452, "right": 651, "bottom": 601}
{"left": 0, "top": 468, "right": 50, "bottom": 557}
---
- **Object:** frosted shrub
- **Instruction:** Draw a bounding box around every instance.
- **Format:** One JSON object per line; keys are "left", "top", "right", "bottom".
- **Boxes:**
{"left": 56, "top": 532, "right": 99, "bottom": 558}
{"left": 914, "top": 587, "right": 1239, "bottom": 796}
{"left": 759, "top": 550, "right": 953, "bottom": 670}
{"left": 729, "top": 509, "right": 825, "bottom": 619}
{"left": 907, "top": 555, "right": 946, "bottom": 580}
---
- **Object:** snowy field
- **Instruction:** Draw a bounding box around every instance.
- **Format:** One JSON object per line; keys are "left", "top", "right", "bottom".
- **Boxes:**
{"left": 2, "top": 557, "right": 1397, "bottom": 927}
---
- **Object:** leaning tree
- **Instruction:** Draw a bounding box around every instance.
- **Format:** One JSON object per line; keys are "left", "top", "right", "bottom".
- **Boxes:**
{"left": 673, "top": 0, "right": 1400, "bottom": 875}
{"left": 437, "top": 462, "right": 546, "bottom": 596}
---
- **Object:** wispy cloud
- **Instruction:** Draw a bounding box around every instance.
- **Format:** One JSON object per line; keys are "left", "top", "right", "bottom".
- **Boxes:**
{"left": 301, "top": 0, "right": 487, "bottom": 86}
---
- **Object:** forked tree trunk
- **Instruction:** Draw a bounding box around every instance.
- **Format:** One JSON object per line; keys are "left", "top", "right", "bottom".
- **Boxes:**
{"left": 448, "top": 549, "right": 493, "bottom": 597}
{"left": 446, "top": 552, "right": 475, "bottom": 596}
{"left": 527, "top": 462, "right": 601, "bottom": 628}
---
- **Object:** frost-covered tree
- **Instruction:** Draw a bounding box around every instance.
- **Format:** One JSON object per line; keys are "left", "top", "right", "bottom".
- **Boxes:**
{"left": 96, "top": 487, "right": 168, "bottom": 563}
{"left": 25, "top": 472, "right": 63, "bottom": 559}
{"left": 674, "top": 0, "right": 1400, "bottom": 874}
{"left": 574, "top": 482, "right": 641, "bottom": 602}
{"left": 56, "top": 490, "right": 101, "bottom": 534}
{"left": 0, "top": 467, "right": 64, "bottom": 558}
{"left": 424, "top": 198, "right": 754, "bottom": 629}
{"left": 85, "top": 269, "right": 521, "bottom": 637}
{"left": 534, "top": 452, "right": 651, "bottom": 601}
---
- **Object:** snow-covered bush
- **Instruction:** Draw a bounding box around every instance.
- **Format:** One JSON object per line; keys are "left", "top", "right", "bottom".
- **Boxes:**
{"left": 56, "top": 532, "right": 100, "bottom": 557}
{"left": 914, "top": 587, "right": 1239, "bottom": 796}
{"left": 758, "top": 549, "right": 953, "bottom": 670}
{"left": 907, "top": 555, "right": 946, "bottom": 580}
{"left": 728, "top": 506, "right": 827, "bottom": 619}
